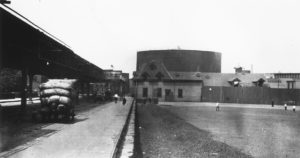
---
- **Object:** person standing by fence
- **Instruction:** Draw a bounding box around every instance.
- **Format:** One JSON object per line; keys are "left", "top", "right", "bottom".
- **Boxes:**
{"left": 216, "top": 102, "right": 220, "bottom": 111}
{"left": 293, "top": 105, "right": 296, "bottom": 112}
{"left": 284, "top": 103, "right": 287, "bottom": 111}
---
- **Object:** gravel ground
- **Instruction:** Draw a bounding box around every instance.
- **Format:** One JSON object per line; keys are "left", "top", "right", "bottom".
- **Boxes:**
{"left": 137, "top": 103, "right": 252, "bottom": 158}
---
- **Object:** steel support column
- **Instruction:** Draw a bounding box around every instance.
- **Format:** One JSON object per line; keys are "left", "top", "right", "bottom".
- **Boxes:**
{"left": 0, "top": 10, "right": 2, "bottom": 70}
{"left": 80, "top": 82, "right": 84, "bottom": 99}
{"left": 21, "top": 67, "right": 28, "bottom": 112}
{"left": 28, "top": 73, "right": 33, "bottom": 101}
{"left": 86, "top": 82, "right": 90, "bottom": 100}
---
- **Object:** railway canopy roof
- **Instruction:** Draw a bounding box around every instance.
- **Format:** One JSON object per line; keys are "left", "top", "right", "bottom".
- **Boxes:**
{"left": 0, "top": 4, "right": 104, "bottom": 82}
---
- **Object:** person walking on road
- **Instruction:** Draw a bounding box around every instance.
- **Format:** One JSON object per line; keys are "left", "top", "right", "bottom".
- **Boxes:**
{"left": 114, "top": 94, "right": 119, "bottom": 103}
{"left": 122, "top": 97, "right": 127, "bottom": 105}
{"left": 284, "top": 103, "right": 287, "bottom": 110}
{"left": 293, "top": 105, "right": 296, "bottom": 112}
{"left": 216, "top": 102, "right": 220, "bottom": 111}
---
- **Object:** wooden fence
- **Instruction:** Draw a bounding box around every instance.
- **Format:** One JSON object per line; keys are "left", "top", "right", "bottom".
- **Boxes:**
{"left": 201, "top": 86, "right": 300, "bottom": 105}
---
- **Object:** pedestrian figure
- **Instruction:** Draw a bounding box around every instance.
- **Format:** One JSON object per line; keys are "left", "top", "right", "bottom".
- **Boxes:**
{"left": 271, "top": 101, "right": 274, "bottom": 107}
{"left": 284, "top": 103, "right": 287, "bottom": 110}
{"left": 114, "top": 94, "right": 119, "bottom": 103}
{"left": 122, "top": 97, "right": 127, "bottom": 105}
{"left": 216, "top": 102, "right": 220, "bottom": 111}
{"left": 293, "top": 105, "right": 296, "bottom": 112}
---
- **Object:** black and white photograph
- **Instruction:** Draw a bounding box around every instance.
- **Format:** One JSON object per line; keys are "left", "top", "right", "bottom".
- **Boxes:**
{"left": 1, "top": 0, "right": 300, "bottom": 157}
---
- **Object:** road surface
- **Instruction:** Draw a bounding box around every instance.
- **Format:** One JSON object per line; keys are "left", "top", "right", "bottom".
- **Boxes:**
{"left": 1, "top": 98, "right": 133, "bottom": 158}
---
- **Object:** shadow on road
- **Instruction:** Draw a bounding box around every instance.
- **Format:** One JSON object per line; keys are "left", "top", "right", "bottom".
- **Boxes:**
{"left": 0, "top": 101, "right": 108, "bottom": 153}
{"left": 1, "top": 128, "right": 56, "bottom": 152}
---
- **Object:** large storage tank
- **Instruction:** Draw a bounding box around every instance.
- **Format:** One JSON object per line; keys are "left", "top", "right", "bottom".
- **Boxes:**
{"left": 137, "top": 50, "right": 221, "bottom": 72}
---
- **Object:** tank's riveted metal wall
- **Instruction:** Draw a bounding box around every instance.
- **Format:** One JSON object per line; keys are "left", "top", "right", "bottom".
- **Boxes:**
{"left": 137, "top": 50, "right": 221, "bottom": 72}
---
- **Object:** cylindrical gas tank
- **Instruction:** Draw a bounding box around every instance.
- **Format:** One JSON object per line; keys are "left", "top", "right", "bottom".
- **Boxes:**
{"left": 137, "top": 50, "right": 221, "bottom": 72}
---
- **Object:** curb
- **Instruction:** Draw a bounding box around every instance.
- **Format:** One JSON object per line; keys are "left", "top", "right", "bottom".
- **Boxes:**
{"left": 111, "top": 99, "right": 135, "bottom": 158}
{"left": 119, "top": 101, "right": 136, "bottom": 158}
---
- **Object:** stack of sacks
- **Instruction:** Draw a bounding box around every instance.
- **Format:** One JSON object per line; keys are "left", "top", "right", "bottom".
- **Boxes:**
{"left": 39, "top": 79, "right": 77, "bottom": 110}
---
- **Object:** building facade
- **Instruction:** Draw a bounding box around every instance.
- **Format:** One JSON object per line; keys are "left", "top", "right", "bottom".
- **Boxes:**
{"left": 266, "top": 73, "right": 300, "bottom": 89}
{"left": 133, "top": 49, "right": 300, "bottom": 103}
{"left": 134, "top": 50, "right": 218, "bottom": 102}
{"left": 103, "top": 70, "right": 129, "bottom": 96}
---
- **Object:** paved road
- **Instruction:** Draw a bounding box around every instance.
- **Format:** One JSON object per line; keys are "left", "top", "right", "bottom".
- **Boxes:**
{"left": 160, "top": 102, "right": 300, "bottom": 158}
{"left": 1, "top": 98, "right": 133, "bottom": 158}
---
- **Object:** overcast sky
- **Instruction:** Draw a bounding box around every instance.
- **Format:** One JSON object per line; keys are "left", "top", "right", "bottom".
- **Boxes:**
{"left": 9, "top": 0, "right": 300, "bottom": 77}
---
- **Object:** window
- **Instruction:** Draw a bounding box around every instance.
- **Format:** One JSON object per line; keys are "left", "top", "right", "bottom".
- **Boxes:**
{"left": 255, "top": 79, "right": 265, "bottom": 87}
{"left": 230, "top": 78, "right": 241, "bottom": 87}
{"left": 287, "top": 81, "right": 295, "bottom": 89}
{"left": 155, "top": 72, "right": 164, "bottom": 80}
{"left": 157, "top": 88, "right": 162, "bottom": 98}
{"left": 165, "top": 89, "right": 171, "bottom": 96}
{"left": 149, "top": 63, "right": 157, "bottom": 70}
{"left": 143, "top": 88, "right": 148, "bottom": 97}
{"left": 233, "top": 81, "right": 239, "bottom": 87}
{"left": 178, "top": 89, "right": 183, "bottom": 98}
{"left": 142, "top": 72, "right": 149, "bottom": 81}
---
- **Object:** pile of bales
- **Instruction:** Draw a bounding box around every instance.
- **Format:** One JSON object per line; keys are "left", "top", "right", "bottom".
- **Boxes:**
{"left": 33, "top": 79, "right": 78, "bottom": 122}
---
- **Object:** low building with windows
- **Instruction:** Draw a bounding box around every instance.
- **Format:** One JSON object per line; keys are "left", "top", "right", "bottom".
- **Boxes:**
{"left": 133, "top": 49, "right": 222, "bottom": 102}
{"left": 266, "top": 73, "right": 300, "bottom": 89}
{"left": 133, "top": 60, "right": 203, "bottom": 102}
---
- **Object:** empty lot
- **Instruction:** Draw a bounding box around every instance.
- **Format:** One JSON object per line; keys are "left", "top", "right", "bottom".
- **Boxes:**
{"left": 159, "top": 102, "right": 300, "bottom": 158}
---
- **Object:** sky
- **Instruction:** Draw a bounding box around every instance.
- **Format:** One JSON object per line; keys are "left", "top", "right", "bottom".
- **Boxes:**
{"left": 8, "top": 0, "right": 300, "bottom": 77}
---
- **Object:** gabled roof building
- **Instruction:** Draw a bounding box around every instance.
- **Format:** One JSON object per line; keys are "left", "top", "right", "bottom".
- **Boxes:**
{"left": 134, "top": 60, "right": 203, "bottom": 102}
